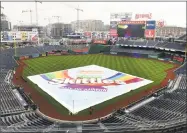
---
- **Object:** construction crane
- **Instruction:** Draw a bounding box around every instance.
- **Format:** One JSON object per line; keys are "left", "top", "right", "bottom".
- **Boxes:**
{"left": 75, "top": 5, "right": 83, "bottom": 32}
{"left": 22, "top": 9, "right": 33, "bottom": 25}
{"left": 63, "top": 4, "right": 83, "bottom": 32}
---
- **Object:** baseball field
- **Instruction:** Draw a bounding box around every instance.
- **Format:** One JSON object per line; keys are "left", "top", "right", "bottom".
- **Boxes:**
{"left": 19, "top": 54, "right": 175, "bottom": 118}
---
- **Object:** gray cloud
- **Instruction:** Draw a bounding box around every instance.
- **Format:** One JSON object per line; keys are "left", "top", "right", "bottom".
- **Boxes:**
{"left": 1, "top": 2, "right": 186, "bottom": 27}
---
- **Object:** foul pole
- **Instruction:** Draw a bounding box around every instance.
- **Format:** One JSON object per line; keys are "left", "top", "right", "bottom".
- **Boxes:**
{"left": 14, "top": 38, "right": 17, "bottom": 57}
{"left": 73, "top": 100, "right": 74, "bottom": 114}
{"left": 185, "top": 43, "right": 187, "bottom": 62}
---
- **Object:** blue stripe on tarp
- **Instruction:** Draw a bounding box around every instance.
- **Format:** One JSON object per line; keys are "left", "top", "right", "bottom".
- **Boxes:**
{"left": 105, "top": 73, "right": 125, "bottom": 80}
{"left": 40, "top": 74, "right": 50, "bottom": 81}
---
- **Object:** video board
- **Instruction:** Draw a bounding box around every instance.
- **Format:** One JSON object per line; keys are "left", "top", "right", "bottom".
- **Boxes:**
{"left": 117, "top": 21, "right": 146, "bottom": 38}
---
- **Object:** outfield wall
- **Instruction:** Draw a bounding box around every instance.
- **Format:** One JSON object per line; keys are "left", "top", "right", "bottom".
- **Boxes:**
{"left": 107, "top": 51, "right": 185, "bottom": 64}
{"left": 13, "top": 47, "right": 184, "bottom": 65}
{"left": 109, "top": 51, "right": 154, "bottom": 59}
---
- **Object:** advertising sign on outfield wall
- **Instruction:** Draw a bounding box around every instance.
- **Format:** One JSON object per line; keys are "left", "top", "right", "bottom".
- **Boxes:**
{"left": 132, "top": 53, "right": 142, "bottom": 58}
{"left": 117, "top": 52, "right": 131, "bottom": 56}
{"left": 93, "top": 40, "right": 107, "bottom": 45}
{"left": 32, "top": 54, "right": 40, "bottom": 58}
{"left": 148, "top": 55, "right": 158, "bottom": 59}
{"left": 110, "top": 52, "right": 117, "bottom": 55}
{"left": 173, "top": 56, "right": 184, "bottom": 63}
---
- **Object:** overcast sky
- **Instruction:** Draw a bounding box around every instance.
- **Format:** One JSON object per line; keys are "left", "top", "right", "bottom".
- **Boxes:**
{"left": 1, "top": 2, "right": 186, "bottom": 27}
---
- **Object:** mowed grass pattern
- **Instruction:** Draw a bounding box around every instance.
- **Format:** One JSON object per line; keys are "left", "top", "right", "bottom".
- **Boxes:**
{"left": 23, "top": 54, "right": 174, "bottom": 116}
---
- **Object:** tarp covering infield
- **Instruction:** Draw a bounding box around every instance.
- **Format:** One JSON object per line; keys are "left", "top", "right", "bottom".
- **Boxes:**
{"left": 28, "top": 65, "right": 153, "bottom": 114}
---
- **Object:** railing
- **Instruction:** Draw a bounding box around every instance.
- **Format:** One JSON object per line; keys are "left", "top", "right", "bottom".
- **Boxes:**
{"left": 36, "top": 109, "right": 113, "bottom": 124}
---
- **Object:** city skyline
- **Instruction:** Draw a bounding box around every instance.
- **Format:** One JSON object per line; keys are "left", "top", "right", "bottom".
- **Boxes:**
{"left": 1, "top": 2, "right": 186, "bottom": 27}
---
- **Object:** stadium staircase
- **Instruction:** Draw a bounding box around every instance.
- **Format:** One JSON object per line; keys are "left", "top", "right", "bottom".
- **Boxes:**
{"left": 167, "top": 74, "right": 183, "bottom": 93}
{"left": 125, "top": 97, "right": 156, "bottom": 112}
{"left": 98, "top": 122, "right": 108, "bottom": 132}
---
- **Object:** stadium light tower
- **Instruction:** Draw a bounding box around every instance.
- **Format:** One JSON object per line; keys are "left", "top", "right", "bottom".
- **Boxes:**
{"left": 44, "top": 17, "right": 52, "bottom": 37}
{"left": 35, "top": 0, "right": 42, "bottom": 26}
{"left": 22, "top": 9, "right": 33, "bottom": 25}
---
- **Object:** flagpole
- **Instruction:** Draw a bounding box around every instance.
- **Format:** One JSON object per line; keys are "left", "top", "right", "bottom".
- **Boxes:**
{"left": 73, "top": 100, "right": 74, "bottom": 114}
{"left": 30, "top": 10, "right": 32, "bottom": 25}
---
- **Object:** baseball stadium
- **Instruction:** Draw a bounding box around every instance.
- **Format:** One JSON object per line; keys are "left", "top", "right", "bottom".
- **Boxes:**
{"left": 1, "top": 35, "right": 186, "bottom": 132}
{"left": 0, "top": 2, "right": 187, "bottom": 133}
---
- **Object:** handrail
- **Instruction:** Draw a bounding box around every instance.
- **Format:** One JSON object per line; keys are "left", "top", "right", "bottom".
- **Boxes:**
{"left": 36, "top": 109, "right": 113, "bottom": 124}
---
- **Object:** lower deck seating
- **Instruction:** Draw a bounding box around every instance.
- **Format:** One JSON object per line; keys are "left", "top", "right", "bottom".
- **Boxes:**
{"left": 0, "top": 71, "right": 25, "bottom": 115}
{"left": 0, "top": 111, "right": 54, "bottom": 128}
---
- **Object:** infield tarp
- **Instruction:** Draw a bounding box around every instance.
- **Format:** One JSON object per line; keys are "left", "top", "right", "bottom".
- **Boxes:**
{"left": 28, "top": 65, "right": 153, "bottom": 114}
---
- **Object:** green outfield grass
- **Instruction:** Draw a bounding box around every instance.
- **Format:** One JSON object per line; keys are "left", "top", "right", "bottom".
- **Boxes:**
{"left": 22, "top": 54, "right": 174, "bottom": 116}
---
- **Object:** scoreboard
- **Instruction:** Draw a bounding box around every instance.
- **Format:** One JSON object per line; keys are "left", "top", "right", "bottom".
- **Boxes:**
{"left": 115, "top": 20, "right": 156, "bottom": 38}
{"left": 1, "top": 31, "right": 39, "bottom": 43}
{"left": 117, "top": 21, "right": 146, "bottom": 38}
